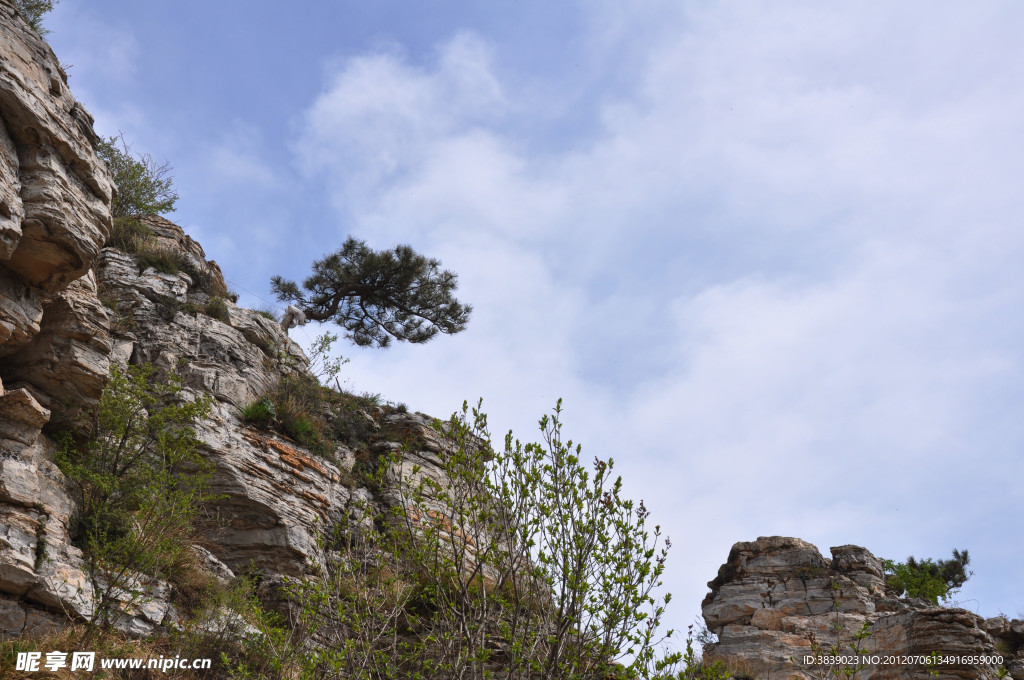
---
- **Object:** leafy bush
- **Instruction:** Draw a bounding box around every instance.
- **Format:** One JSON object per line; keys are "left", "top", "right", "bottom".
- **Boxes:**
{"left": 252, "top": 308, "right": 278, "bottom": 322}
{"left": 179, "top": 257, "right": 229, "bottom": 298}
{"left": 98, "top": 134, "right": 178, "bottom": 221}
{"left": 242, "top": 398, "right": 276, "bottom": 426}
{"left": 883, "top": 549, "right": 971, "bottom": 605}
{"left": 137, "top": 245, "right": 186, "bottom": 274}
{"left": 272, "top": 375, "right": 332, "bottom": 456}
{"left": 386, "top": 399, "right": 674, "bottom": 679}
{"left": 55, "top": 363, "right": 215, "bottom": 629}
{"left": 205, "top": 296, "right": 230, "bottom": 323}
{"left": 12, "top": 0, "right": 58, "bottom": 33}
{"left": 270, "top": 400, "right": 676, "bottom": 679}
{"left": 108, "top": 216, "right": 155, "bottom": 253}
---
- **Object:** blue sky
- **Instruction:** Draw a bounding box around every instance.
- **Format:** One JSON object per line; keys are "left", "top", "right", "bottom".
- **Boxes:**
{"left": 47, "top": 1, "right": 1024, "bottom": 636}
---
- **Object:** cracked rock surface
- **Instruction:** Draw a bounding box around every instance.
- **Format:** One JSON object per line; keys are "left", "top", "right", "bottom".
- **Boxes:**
{"left": 702, "top": 536, "right": 1023, "bottom": 679}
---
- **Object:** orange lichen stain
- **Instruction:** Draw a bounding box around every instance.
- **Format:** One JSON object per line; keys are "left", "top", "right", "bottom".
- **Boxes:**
{"left": 296, "top": 490, "right": 328, "bottom": 508}
{"left": 267, "top": 439, "right": 338, "bottom": 481}
{"left": 241, "top": 429, "right": 266, "bottom": 446}
{"left": 241, "top": 428, "right": 339, "bottom": 482}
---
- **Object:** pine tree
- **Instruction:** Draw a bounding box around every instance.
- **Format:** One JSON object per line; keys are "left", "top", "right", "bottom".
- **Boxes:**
{"left": 271, "top": 237, "right": 471, "bottom": 348}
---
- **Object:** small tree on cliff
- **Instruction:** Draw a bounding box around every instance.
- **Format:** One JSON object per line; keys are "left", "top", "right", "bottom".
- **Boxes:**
{"left": 883, "top": 549, "right": 972, "bottom": 605}
{"left": 271, "top": 237, "right": 471, "bottom": 347}
{"left": 13, "top": 0, "right": 59, "bottom": 33}
{"left": 97, "top": 134, "right": 178, "bottom": 220}
{"left": 96, "top": 134, "right": 179, "bottom": 252}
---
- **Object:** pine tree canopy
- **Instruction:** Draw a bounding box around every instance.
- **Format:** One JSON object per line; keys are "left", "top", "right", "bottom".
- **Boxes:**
{"left": 271, "top": 237, "right": 471, "bottom": 348}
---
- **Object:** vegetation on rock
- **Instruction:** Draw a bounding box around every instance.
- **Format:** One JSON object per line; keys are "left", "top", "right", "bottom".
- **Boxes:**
{"left": 99, "top": 134, "right": 178, "bottom": 221}
{"left": 55, "top": 364, "right": 214, "bottom": 630}
{"left": 271, "top": 236, "right": 471, "bottom": 347}
{"left": 98, "top": 134, "right": 179, "bottom": 263}
{"left": 12, "top": 0, "right": 58, "bottom": 33}
{"left": 883, "top": 549, "right": 972, "bottom": 605}
{"left": 247, "top": 399, "right": 676, "bottom": 680}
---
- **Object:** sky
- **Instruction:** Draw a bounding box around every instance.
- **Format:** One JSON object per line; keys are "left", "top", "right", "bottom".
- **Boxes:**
{"left": 45, "top": 0, "right": 1024, "bottom": 639}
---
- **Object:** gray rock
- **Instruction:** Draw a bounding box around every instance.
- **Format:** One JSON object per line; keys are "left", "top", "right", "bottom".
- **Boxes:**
{"left": 702, "top": 537, "right": 1021, "bottom": 680}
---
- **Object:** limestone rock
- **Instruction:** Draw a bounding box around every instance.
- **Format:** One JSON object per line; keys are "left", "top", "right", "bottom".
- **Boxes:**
{"left": 197, "top": 401, "right": 352, "bottom": 576}
{"left": 0, "top": 270, "right": 113, "bottom": 415}
{"left": 0, "top": 5, "right": 113, "bottom": 295}
{"left": 0, "top": 267, "right": 44, "bottom": 356}
{"left": 702, "top": 537, "right": 1022, "bottom": 679}
{"left": 0, "top": 385, "right": 48, "bottom": 445}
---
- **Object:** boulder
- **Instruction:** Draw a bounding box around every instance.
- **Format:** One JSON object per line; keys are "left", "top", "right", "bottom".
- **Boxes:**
{"left": 702, "top": 537, "right": 1022, "bottom": 679}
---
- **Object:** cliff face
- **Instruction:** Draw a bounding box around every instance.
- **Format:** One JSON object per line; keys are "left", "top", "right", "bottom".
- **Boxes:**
{"left": 2, "top": 6, "right": 1021, "bottom": 676}
{"left": 0, "top": 4, "right": 458, "bottom": 639}
{"left": 702, "top": 537, "right": 1024, "bottom": 680}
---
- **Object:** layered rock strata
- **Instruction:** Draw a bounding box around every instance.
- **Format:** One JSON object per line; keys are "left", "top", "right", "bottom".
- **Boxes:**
{"left": 1, "top": 3, "right": 466, "bottom": 638}
{"left": 0, "top": 0, "right": 113, "bottom": 357}
{"left": 1, "top": 216, "right": 464, "bottom": 636}
{"left": 702, "top": 537, "right": 1023, "bottom": 680}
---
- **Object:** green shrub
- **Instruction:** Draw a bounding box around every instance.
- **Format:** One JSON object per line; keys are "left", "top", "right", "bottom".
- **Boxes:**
{"left": 883, "top": 549, "right": 971, "bottom": 604}
{"left": 242, "top": 398, "right": 276, "bottom": 426}
{"left": 55, "top": 364, "right": 215, "bottom": 630}
{"left": 12, "top": 0, "right": 59, "bottom": 34}
{"left": 178, "top": 257, "right": 229, "bottom": 298}
{"left": 137, "top": 244, "right": 186, "bottom": 275}
{"left": 205, "top": 296, "right": 230, "bottom": 323}
{"left": 107, "top": 216, "right": 154, "bottom": 253}
{"left": 268, "top": 400, "right": 675, "bottom": 679}
{"left": 273, "top": 377, "right": 332, "bottom": 457}
{"left": 98, "top": 134, "right": 178, "bottom": 220}
{"left": 387, "top": 399, "right": 674, "bottom": 679}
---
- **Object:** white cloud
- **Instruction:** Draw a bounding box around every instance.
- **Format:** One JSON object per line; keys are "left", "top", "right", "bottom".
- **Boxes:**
{"left": 207, "top": 122, "right": 277, "bottom": 187}
{"left": 294, "top": 32, "right": 505, "bottom": 219}
{"left": 293, "top": 5, "right": 1024, "bottom": 627}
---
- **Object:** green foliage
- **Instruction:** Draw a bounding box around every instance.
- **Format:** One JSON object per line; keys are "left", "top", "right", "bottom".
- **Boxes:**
{"left": 55, "top": 363, "right": 214, "bottom": 628}
{"left": 271, "top": 236, "right": 471, "bottom": 348}
{"left": 651, "top": 624, "right": 730, "bottom": 680}
{"left": 274, "top": 513, "right": 418, "bottom": 680}
{"left": 180, "top": 257, "right": 230, "bottom": 298}
{"left": 241, "top": 397, "right": 276, "bottom": 426}
{"left": 206, "top": 296, "right": 230, "bottom": 323}
{"left": 258, "top": 399, "right": 673, "bottom": 679}
{"left": 98, "top": 134, "right": 178, "bottom": 220}
{"left": 307, "top": 330, "right": 349, "bottom": 382}
{"left": 387, "top": 399, "right": 673, "bottom": 679}
{"left": 12, "top": 0, "right": 58, "bottom": 33}
{"left": 882, "top": 549, "right": 971, "bottom": 605}
{"left": 215, "top": 581, "right": 308, "bottom": 680}
{"left": 137, "top": 245, "right": 186, "bottom": 274}
{"left": 270, "top": 374, "right": 333, "bottom": 456}
{"left": 107, "top": 215, "right": 155, "bottom": 253}
{"left": 98, "top": 133, "right": 181, "bottom": 278}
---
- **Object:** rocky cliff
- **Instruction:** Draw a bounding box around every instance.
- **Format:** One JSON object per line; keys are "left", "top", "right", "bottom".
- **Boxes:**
{"left": 0, "top": 2, "right": 462, "bottom": 641}
{"left": 702, "top": 537, "right": 1023, "bottom": 679}
{"left": 2, "top": 6, "right": 1021, "bottom": 679}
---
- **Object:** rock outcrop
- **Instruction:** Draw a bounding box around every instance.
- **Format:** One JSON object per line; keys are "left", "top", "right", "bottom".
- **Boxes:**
{"left": 0, "top": 0, "right": 113, "bottom": 358}
{"left": 1, "top": 0, "right": 114, "bottom": 638}
{"left": 4, "top": 6, "right": 1021, "bottom": 677}
{"left": 1, "top": 216, "right": 465, "bottom": 639}
{"left": 702, "top": 537, "right": 1023, "bottom": 679}
{"left": 0, "top": 3, "right": 466, "bottom": 639}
